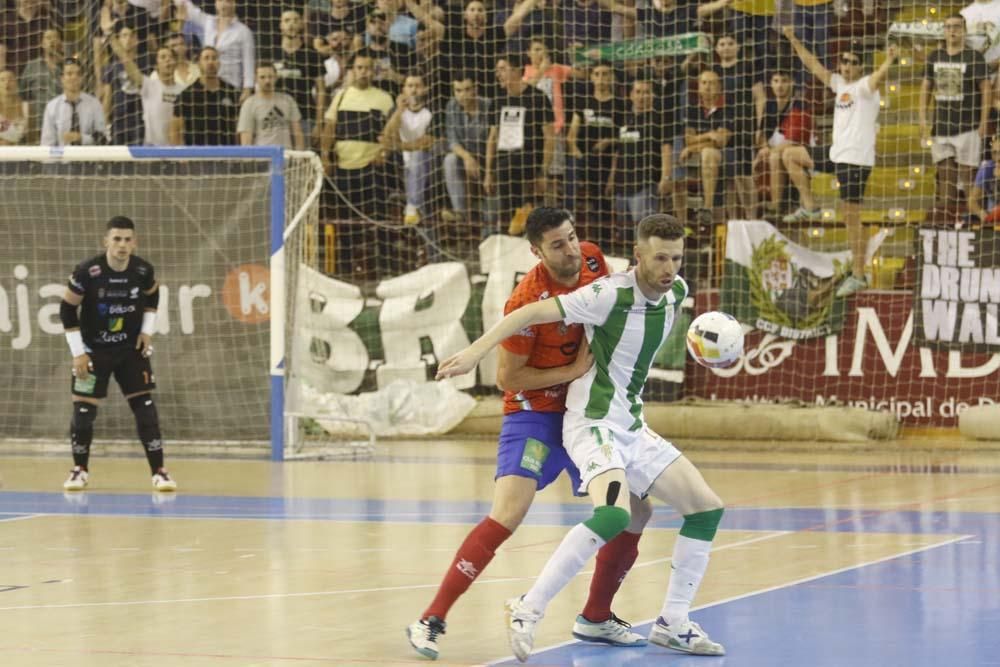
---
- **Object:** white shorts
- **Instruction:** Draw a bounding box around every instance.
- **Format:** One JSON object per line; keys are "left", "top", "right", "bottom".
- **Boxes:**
{"left": 931, "top": 130, "right": 981, "bottom": 167}
{"left": 563, "top": 413, "right": 681, "bottom": 496}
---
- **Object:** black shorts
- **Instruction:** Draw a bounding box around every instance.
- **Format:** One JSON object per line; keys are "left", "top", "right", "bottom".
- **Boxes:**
{"left": 833, "top": 162, "right": 872, "bottom": 203}
{"left": 71, "top": 346, "right": 155, "bottom": 399}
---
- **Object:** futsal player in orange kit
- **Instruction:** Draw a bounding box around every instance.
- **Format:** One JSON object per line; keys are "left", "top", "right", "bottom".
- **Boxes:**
{"left": 407, "top": 207, "right": 654, "bottom": 660}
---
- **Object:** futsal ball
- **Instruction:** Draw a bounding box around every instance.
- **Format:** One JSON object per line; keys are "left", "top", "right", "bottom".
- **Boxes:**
{"left": 686, "top": 311, "right": 744, "bottom": 368}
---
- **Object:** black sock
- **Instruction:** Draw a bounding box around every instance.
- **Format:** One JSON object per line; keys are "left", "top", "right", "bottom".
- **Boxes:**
{"left": 129, "top": 395, "right": 164, "bottom": 474}
{"left": 70, "top": 402, "right": 97, "bottom": 469}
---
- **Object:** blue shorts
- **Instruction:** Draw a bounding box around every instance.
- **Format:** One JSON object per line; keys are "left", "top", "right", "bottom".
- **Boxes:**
{"left": 496, "top": 411, "right": 585, "bottom": 496}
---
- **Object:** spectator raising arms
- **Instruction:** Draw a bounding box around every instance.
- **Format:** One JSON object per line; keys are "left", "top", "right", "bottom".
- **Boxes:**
{"left": 785, "top": 28, "right": 898, "bottom": 298}
{"left": 173, "top": 0, "right": 255, "bottom": 101}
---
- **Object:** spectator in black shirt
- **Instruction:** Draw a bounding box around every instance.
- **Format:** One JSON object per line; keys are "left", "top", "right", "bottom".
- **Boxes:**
{"left": 608, "top": 77, "right": 672, "bottom": 237}
{"left": 566, "top": 62, "right": 626, "bottom": 233}
{"left": 681, "top": 69, "right": 732, "bottom": 222}
{"left": 919, "top": 14, "right": 991, "bottom": 213}
{"left": 485, "top": 52, "right": 554, "bottom": 235}
{"left": 169, "top": 46, "right": 240, "bottom": 145}
{"left": 272, "top": 10, "right": 326, "bottom": 146}
{"left": 441, "top": 0, "right": 505, "bottom": 99}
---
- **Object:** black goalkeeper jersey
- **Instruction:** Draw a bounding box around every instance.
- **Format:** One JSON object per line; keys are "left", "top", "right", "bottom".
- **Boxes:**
{"left": 67, "top": 253, "right": 156, "bottom": 350}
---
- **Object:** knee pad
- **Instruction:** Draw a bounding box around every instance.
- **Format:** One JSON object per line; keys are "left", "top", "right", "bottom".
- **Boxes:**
{"left": 583, "top": 505, "right": 631, "bottom": 542}
{"left": 71, "top": 402, "right": 97, "bottom": 430}
{"left": 679, "top": 508, "right": 725, "bottom": 542}
{"left": 128, "top": 395, "right": 162, "bottom": 450}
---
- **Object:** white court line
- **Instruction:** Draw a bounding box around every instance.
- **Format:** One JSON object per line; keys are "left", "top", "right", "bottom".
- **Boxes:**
{"left": 484, "top": 534, "right": 974, "bottom": 666}
{"left": 0, "top": 531, "right": 789, "bottom": 612}
{"left": 0, "top": 514, "right": 40, "bottom": 523}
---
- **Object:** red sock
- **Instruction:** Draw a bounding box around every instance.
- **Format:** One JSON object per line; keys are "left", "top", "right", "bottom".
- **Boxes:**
{"left": 581, "top": 530, "right": 641, "bottom": 623}
{"left": 422, "top": 517, "right": 512, "bottom": 621}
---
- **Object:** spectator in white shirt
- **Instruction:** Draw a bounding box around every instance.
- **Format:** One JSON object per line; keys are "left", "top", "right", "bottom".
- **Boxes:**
{"left": 173, "top": 0, "right": 255, "bottom": 100}
{"left": 108, "top": 33, "right": 187, "bottom": 146}
{"left": 40, "top": 58, "right": 108, "bottom": 146}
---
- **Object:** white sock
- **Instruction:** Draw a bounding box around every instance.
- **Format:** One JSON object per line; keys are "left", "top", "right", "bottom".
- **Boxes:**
{"left": 660, "top": 535, "right": 712, "bottom": 625}
{"left": 522, "top": 523, "right": 606, "bottom": 613}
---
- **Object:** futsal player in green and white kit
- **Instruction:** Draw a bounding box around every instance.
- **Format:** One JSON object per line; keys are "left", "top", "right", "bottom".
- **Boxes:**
{"left": 437, "top": 214, "right": 726, "bottom": 662}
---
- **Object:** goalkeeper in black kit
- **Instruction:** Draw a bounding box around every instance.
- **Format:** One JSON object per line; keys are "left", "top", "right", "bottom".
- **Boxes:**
{"left": 60, "top": 216, "right": 178, "bottom": 492}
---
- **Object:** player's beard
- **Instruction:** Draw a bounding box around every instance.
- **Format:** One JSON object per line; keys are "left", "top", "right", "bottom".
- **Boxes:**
{"left": 550, "top": 254, "right": 582, "bottom": 281}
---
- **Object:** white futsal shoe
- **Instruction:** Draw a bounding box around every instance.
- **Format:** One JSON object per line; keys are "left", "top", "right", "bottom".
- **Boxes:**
{"left": 572, "top": 612, "right": 648, "bottom": 646}
{"left": 649, "top": 616, "right": 725, "bottom": 655}
{"left": 406, "top": 616, "right": 446, "bottom": 660}
{"left": 63, "top": 466, "right": 89, "bottom": 491}
{"left": 505, "top": 596, "right": 543, "bottom": 662}
{"left": 152, "top": 468, "right": 177, "bottom": 492}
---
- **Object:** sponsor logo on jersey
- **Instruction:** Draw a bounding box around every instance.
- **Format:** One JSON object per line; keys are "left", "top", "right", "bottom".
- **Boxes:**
{"left": 129, "top": 287, "right": 140, "bottom": 299}
{"left": 98, "top": 331, "right": 128, "bottom": 344}
{"left": 69, "top": 275, "right": 83, "bottom": 290}
{"left": 108, "top": 304, "right": 136, "bottom": 315}
{"left": 88, "top": 265, "right": 101, "bottom": 277}
{"left": 586, "top": 256, "right": 599, "bottom": 272}
{"left": 108, "top": 277, "right": 128, "bottom": 284}
{"left": 108, "top": 317, "right": 124, "bottom": 332}
{"left": 538, "top": 290, "right": 550, "bottom": 300}
{"left": 135, "top": 265, "right": 148, "bottom": 276}
{"left": 98, "top": 288, "right": 105, "bottom": 298}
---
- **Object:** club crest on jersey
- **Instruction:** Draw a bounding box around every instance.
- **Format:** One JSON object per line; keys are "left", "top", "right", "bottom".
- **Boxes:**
{"left": 586, "top": 256, "right": 599, "bottom": 272}
{"left": 129, "top": 287, "right": 140, "bottom": 299}
{"left": 88, "top": 265, "right": 101, "bottom": 277}
{"left": 538, "top": 290, "right": 550, "bottom": 300}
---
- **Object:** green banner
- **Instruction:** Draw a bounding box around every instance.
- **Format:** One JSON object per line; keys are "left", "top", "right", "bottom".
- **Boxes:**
{"left": 573, "top": 32, "right": 712, "bottom": 65}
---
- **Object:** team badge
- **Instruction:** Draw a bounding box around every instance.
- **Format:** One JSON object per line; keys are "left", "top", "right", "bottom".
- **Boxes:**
{"left": 89, "top": 265, "right": 101, "bottom": 277}
{"left": 586, "top": 256, "right": 599, "bottom": 272}
{"left": 129, "top": 287, "right": 140, "bottom": 299}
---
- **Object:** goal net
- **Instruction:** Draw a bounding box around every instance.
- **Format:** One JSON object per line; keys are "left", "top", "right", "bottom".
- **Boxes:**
{"left": 4, "top": 1, "right": 1000, "bottom": 445}
{"left": 0, "top": 146, "right": 323, "bottom": 458}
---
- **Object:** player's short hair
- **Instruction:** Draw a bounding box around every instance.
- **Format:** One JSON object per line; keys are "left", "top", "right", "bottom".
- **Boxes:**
{"left": 636, "top": 214, "right": 684, "bottom": 243}
{"left": 944, "top": 13, "right": 966, "bottom": 26}
{"left": 525, "top": 207, "right": 574, "bottom": 247}
{"left": 256, "top": 60, "right": 276, "bottom": 73}
{"left": 107, "top": 216, "right": 136, "bottom": 231}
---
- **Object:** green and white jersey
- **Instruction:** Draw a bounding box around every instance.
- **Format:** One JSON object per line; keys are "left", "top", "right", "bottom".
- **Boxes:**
{"left": 555, "top": 270, "right": 688, "bottom": 432}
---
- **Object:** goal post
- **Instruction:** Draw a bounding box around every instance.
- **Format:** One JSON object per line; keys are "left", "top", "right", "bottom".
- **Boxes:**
{"left": 0, "top": 145, "right": 323, "bottom": 460}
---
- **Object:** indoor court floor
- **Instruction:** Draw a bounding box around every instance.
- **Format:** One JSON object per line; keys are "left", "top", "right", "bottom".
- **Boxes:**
{"left": 0, "top": 439, "right": 998, "bottom": 666}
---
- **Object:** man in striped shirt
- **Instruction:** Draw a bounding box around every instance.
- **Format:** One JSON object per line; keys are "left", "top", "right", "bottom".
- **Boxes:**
{"left": 408, "top": 207, "right": 652, "bottom": 660}
{"left": 438, "top": 213, "right": 727, "bottom": 661}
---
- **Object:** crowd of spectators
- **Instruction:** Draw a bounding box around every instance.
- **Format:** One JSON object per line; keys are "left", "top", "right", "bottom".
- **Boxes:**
{"left": 3, "top": 0, "right": 999, "bottom": 262}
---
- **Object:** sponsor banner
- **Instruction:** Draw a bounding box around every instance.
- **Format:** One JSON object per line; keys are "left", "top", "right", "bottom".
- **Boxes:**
{"left": 291, "top": 235, "right": 691, "bottom": 397}
{"left": 915, "top": 228, "right": 1000, "bottom": 352}
{"left": 721, "top": 220, "right": 853, "bottom": 340}
{"left": 573, "top": 32, "right": 711, "bottom": 65}
{"left": 687, "top": 290, "right": 1000, "bottom": 427}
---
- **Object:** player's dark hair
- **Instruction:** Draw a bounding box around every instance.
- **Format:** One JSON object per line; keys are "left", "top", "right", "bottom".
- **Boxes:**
{"left": 637, "top": 214, "right": 684, "bottom": 243}
{"left": 256, "top": 60, "right": 276, "bottom": 73}
{"left": 107, "top": 216, "right": 136, "bottom": 231}
{"left": 525, "top": 207, "right": 574, "bottom": 247}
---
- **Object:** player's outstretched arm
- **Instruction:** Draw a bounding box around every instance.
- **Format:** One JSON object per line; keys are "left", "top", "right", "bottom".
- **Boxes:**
{"left": 436, "top": 299, "right": 565, "bottom": 379}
